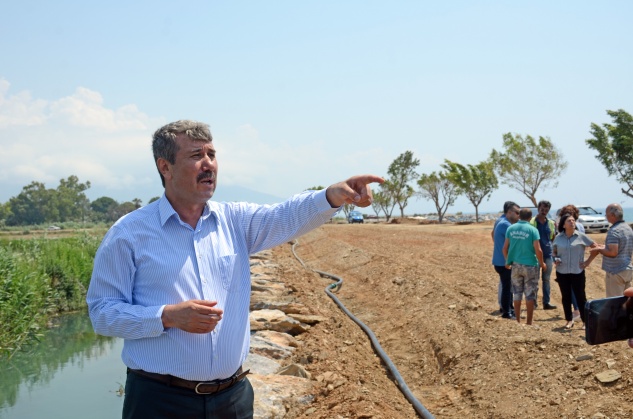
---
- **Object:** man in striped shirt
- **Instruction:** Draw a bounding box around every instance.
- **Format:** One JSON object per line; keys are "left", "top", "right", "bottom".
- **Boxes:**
{"left": 590, "top": 203, "right": 633, "bottom": 297}
{"left": 86, "top": 120, "right": 384, "bottom": 419}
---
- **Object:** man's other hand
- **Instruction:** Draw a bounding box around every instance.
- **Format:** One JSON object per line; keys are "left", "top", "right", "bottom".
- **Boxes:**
{"left": 162, "top": 300, "right": 223, "bottom": 333}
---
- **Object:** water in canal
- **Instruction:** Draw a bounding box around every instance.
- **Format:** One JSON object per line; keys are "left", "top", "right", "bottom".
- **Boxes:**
{"left": 0, "top": 312, "right": 125, "bottom": 419}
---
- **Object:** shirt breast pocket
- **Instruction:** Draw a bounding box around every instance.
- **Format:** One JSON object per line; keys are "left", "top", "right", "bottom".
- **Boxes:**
{"left": 218, "top": 254, "right": 239, "bottom": 292}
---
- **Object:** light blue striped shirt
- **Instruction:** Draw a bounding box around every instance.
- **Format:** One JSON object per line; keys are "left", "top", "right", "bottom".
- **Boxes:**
{"left": 552, "top": 231, "right": 594, "bottom": 274}
{"left": 87, "top": 189, "right": 337, "bottom": 381}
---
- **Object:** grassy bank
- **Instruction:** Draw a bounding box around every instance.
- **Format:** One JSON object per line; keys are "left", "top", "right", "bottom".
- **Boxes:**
{"left": 0, "top": 231, "right": 103, "bottom": 358}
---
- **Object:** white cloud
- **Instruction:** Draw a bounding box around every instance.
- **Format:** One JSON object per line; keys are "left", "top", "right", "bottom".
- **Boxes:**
{"left": 0, "top": 80, "right": 160, "bottom": 203}
{"left": 0, "top": 79, "right": 48, "bottom": 128}
{"left": 0, "top": 81, "right": 393, "bottom": 205}
{"left": 50, "top": 87, "right": 150, "bottom": 131}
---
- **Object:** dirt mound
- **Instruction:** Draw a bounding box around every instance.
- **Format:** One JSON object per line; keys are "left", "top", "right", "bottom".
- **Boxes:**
{"left": 272, "top": 223, "right": 633, "bottom": 418}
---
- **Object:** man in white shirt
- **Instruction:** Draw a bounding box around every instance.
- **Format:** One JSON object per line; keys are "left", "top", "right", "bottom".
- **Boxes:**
{"left": 87, "top": 120, "right": 384, "bottom": 418}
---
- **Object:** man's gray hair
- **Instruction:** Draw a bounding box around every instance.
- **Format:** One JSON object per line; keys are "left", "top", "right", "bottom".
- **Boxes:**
{"left": 607, "top": 204, "right": 624, "bottom": 220}
{"left": 152, "top": 120, "right": 213, "bottom": 187}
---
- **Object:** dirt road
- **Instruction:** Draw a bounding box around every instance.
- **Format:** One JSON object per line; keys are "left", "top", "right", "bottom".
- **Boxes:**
{"left": 272, "top": 221, "right": 633, "bottom": 418}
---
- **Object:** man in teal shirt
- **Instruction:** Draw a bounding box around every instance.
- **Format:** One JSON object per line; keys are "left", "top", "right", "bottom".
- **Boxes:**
{"left": 503, "top": 208, "right": 547, "bottom": 325}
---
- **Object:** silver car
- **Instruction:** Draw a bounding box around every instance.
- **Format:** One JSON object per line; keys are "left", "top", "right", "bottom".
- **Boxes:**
{"left": 554, "top": 205, "right": 609, "bottom": 233}
{"left": 576, "top": 206, "right": 609, "bottom": 233}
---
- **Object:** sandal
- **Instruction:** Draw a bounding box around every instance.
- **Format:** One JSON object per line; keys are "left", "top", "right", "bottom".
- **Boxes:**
{"left": 565, "top": 321, "right": 574, "bottom": 329}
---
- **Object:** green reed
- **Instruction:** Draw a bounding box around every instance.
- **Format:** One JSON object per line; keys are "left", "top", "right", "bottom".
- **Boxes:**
{"left": 0, "top": 232, "right": 101, "bottom": 358}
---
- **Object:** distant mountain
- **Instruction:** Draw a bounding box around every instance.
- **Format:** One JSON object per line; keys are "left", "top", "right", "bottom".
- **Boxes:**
{"left": 211, "top": 185, "right": 286, "bottom": 205}
{"left": 85, "top": 184, "right": 286, "bottom": 207}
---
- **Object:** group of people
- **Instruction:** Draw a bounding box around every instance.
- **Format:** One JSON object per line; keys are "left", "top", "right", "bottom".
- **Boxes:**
{"left": 491, "top": 200, "right": 633, "bottom": 328}
{"left": 83, "top": 118, "right": 633, "bottom": 418}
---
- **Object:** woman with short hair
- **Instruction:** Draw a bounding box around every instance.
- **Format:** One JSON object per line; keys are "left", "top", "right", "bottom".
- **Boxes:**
{"left": 553, "top": 213, "right": 598, "bottom": 329}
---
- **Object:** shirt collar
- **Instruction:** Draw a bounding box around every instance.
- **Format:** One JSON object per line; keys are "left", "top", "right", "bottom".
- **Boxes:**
{"left": 158, "top": 194, "right": 218, "bottom": 227}
{"left": 610, "top": 220, "right": 624, "bottom": 228}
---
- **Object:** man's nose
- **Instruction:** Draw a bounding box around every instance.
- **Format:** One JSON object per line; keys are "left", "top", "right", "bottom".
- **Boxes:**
{"left": 201, "top": 155, "right": 216, "bottom": 167}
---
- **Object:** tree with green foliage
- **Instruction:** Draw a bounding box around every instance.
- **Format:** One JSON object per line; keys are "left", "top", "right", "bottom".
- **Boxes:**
{"left": 148, "top": 196, "right": 160, "bottom": 204}
{"left": 0, "top": 202, "right": 12, "bottom": 225}
{"left": 586, "top": 109, "right": 633, "bottom": 198}
{"left": 7, "top": 182, "right": 54, "bottom": 226}
{"left": 490, "top": 133, "right": 567, "bottom": 206}
{"left": 6, "top": 176, "right": 92, "bottom": 225}
{"left": 305, "top": 185, "right": 325, "bottom": 191}
{"left": 417, "top": 171, "right": 459, "bottom": 224}
{"left": 132, "top": 198, "right": 142, "bottom": 209}
{"left": 55, "top": 175, "right": 91, "bottom": 222}
{"left": 91, "top": 196, "right": 119, "bottom": 222}
{"left": 386, "top": 151, "right": 419, "bottom": 218}
{"left": 372, "top": 182, "right": 397, "bottom": 222}
{"left": 370, "top": 192, "right": 384, "bottom": 219}
{"left": 112, "top": 201, "right": 137, "bottom": 220}
{"left": 442, "top": 159, "right": 498, "bottom": 222}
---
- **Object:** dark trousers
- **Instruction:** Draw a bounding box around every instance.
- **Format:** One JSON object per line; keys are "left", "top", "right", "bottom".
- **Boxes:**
{"left": 556, "top": 271, "right": 587, "bottom": 322}
{"left": 495, "top": 265, "right": 514, "bottom": 317}
{"left": 123, "top": 370, "right": 254, "bottom": 419}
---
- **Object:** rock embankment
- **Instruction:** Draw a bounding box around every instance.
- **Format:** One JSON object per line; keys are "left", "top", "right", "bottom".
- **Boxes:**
{"left": 246, "top": 250, "right": 327, "bottom": 418}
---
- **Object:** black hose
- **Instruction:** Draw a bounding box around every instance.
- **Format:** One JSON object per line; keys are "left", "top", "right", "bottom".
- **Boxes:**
{"left": 290, "top": 241, "right": 435, "bottom": 419}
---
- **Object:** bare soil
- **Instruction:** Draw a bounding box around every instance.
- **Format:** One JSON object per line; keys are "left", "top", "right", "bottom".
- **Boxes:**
{"left": 272, "top": 221, "right": 633, "bottom": 418}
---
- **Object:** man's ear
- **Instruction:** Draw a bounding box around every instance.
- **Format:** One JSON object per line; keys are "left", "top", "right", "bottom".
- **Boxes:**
{"left": 157, "top": 158, "right": 172, "bottom": 181}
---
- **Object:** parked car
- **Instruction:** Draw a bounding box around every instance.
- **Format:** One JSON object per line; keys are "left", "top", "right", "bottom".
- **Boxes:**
{"left": 555, "top": 205, "right": 609, "bottom": 233}
{"left": 347, "top": 211, "right": 364, "bottom": 224}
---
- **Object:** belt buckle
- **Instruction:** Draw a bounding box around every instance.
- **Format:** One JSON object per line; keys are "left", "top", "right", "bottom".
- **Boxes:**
{"left": 195, "top": 381, "right": 220, "bottom": 395}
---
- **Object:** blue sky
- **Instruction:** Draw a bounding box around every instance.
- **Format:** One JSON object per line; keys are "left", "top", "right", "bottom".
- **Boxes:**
{"left": 1, "top": 1, "right": 632, "bottom": 215}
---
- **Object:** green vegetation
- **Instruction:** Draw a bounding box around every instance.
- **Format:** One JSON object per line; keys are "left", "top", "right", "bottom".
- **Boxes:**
{"left": 586, "top": 109, "right": 633, "bottom": 198}
{"left": 0, "top": 232, "right": 102, "bottom": 359}
{"left": 490, "top": 133, "right": 568, "bottom": 206}
{"left": 372, "top": 187, "right": 396, "bottom": 222}
{"left": 442, "top": 159, "right": 498, "bottom": 222}
{"left": 0, "top": 174, "right": 144, "bottom": 227}
{"left": 386, "top": 151, "right": 420, "bottom": 219}
{"left": 416, "top": 171, "right": 459, "bottom": 224}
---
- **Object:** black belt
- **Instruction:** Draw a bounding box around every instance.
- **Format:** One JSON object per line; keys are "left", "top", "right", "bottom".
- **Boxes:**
{"left": 128, "top": 367, "right": 250, "bottom": 395}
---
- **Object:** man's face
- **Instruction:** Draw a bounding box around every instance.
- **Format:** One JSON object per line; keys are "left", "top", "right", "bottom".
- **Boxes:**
{"left": 507, "top": 206, "right": 520, "bottom": 223}
{"left": 538, "top": 204, "right": 550, "bottom": 218}
{"left": 161, "top": 134, "right": 218, "bottom": 206}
